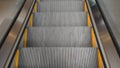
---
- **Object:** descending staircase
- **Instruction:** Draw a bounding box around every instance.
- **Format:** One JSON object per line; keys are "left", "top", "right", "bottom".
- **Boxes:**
{"left": 17, "top": 0, "right": 98, "bottom": 68}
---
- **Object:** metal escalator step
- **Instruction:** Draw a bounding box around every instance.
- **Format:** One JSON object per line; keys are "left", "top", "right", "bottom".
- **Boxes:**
{"left": 27, "top": 27, "right": 91, "bottom": 47}
{"left": 38, "top": 1, "right": 84, "bottom": 12}
{"left": 33, "top": 12, "right": 87, "bottom": 26}
{"left": 19, "top": 47, "right": 98, "bottom": 68}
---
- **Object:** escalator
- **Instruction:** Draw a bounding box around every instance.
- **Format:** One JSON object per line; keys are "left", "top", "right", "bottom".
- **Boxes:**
{"left": 17, "top": 0, "right": 98, "bottom": 68}
{"left": 0, "top": 0, "right": 120, "bottom": 68}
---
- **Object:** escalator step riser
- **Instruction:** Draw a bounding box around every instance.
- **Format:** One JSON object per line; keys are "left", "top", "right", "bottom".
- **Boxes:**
{"left": 38, "top": 1, "right": 84, "bottom": 12}
{"left": 27, "top": 27, "right": 91, "bottom": 47}
{"left": 33, "top": 12, "right": 87, "bottom": 26}
{"left": 19, "top": 47, "right": 98, "bottom": 68}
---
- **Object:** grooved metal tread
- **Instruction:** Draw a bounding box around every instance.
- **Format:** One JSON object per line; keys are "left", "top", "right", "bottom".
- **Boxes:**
{"left": 33, "top": 12, "right": 87, "bottom": 26}
{"left": 37, "top": 1, "right": 84, "bottom": 12}
{"left": 19, "top": 47, "right": 98, "bottom": 68}
{"left": 27, "top": 27, "right": 91, "bottom": 47}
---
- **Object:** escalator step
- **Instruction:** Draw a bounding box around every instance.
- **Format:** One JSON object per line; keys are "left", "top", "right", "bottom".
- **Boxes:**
{"left": 19, "top": 47, "right": 98, "bottom": 68}
{"left": 27, "top": 27, "right": 91, "bottom": 47}
{"left": 38, "top": 1, "right": 84, "bottom": 12}
{"left": 33, "top": 12, "right": 87, "bottom": 26}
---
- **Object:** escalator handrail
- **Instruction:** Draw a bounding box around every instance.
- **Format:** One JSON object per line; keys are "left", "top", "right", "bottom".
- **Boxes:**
{"left": 86, "top": 0, "right": 120, "bottom": 68}
{"left": 96, "top": 0, "right": 120, "bottom": 56}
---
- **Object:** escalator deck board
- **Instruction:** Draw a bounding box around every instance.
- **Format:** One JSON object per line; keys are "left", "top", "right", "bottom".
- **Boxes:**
{"left": 38, "top": 1, "right": 84, "bottom": 12}
{"left": 33, "top": 12, "right": 87, "bottom": 26}
{"left": 27, "top": 27, "right": 91, "bottom": 47}
{"left": 19, "top": 47, "right": 98, "bottom": 68}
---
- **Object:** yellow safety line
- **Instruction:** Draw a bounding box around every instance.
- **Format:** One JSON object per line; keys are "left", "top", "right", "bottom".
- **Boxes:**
{"left": 87, "top": 14, "right": 91, "bottom": 27}
{"left": 14, "top": 50, "right": 19, "bottom": 68}
{"left": 37, "top": 0, "right": 40, "bottom": 2}
{"left": 29, "top": 14, "right": 33, "bottom": 27}
{"left": 23, "top": 29, "right": 28, "bottom": 48}
{"left": 84, "top": 0, "right": 87, "bottom": 12}
{"left": 92, "top": 28, "right": 97, "bottom": 48}
{"left": 84, "top": 0, "right": 103, "bottom": 68}
{"left": 98, "top": 50, "right": 103, "bottom": 68}
{"left": 30, "top": 2, "right": 37, "bottom": 27}
{"left": 34, "top": 3, "right": 37, "bottom": 13}
{"left": 84, "top": 0, "right": 91, "bottom": 27}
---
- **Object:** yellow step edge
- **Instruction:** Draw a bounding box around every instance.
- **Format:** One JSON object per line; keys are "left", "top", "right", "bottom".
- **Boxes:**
{"left": 37, "top": 0, "right": 40, "bottom": 2}
{"left": 30, "top": 2, "right": 37, "bottom": 27}
{"left": 84, "top": 0, "right": 88, "bottom": 12}
{"left": 84, "top": 0, "right": 91, "bottom": 27}
{"left": 87, "top": 14, "right": 91, "bottom": 27}
{"left": 33, "top": 3, "right": 37, "bottom": 13}
{"left": 98, "top": 50, "right": 103, "bottom": 68}
{"left": 23, "top": 29, "right": 28, "bottom": 48}
{"left": 92, "top": 28, "right": 97, "bottom": 48}
{"left": 84, "top": 0, "right": 103, "bottom": 68}
{"left": 14, "top": 50, "right": 19, "bottom": 68}
{"left": 29, "top": 14, "right": 33, "bottom": 27}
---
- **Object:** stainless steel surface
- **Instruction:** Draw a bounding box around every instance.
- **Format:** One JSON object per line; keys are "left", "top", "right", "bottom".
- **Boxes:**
{"left": 19, "top": 47, "right": 98, "bottom": 68}
{"left": 0, "top": 0, "right": 36, "bottom": 67}
{"left": 0, "top": 0, "right": 24, "bottom": 25}
{"left": 0, "top": 19, "right": 12, "bottom": 47}
{"left": 27, "top": 27, "right": 91, "bottom": 47}
{"left": 0, "top": 0, "right": 25, "bottom": 47}
{"left": 96, "top": 0, "right": 120, "bottom": 55}
{"left": 33, "top": 12, "right": 87, "bottom": 26}
{"left": 86, "top": 0, "right": 120, "bottom": 68}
